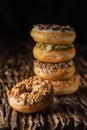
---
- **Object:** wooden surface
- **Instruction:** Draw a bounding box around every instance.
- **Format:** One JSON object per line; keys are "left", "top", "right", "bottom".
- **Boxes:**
{"left": 0, "top": 42, "right": 87, "bottom": 130}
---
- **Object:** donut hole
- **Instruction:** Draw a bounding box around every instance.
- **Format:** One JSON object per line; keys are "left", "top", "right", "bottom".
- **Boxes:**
{"left": 18, "top": 85, "right": 32, "bottom": 95}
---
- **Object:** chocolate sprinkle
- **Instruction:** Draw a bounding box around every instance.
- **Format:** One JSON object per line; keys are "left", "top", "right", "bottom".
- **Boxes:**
{"left": 33, "top": 24, "right": 74, "bottom": 31}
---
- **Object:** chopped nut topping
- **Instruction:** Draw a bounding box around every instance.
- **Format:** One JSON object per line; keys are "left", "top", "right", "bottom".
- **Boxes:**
{"left": 9, "top": 76, "right": 54, "bottom": 105}
{"left": 34, "top": 60, "right": 74, "bottom": 73}
{"left": 51, "top": 75, "right": 78, "bottom": 87}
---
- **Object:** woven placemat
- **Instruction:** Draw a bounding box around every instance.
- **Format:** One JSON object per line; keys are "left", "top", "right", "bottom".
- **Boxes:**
{"left": 0, "top": 43, "right": 87, "bottom": 130}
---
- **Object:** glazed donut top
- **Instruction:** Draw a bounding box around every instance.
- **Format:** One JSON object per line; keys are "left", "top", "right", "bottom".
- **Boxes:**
{"left": 34, "top": 59, "right": 74, "bottom": 73}
{"left": 8, "top": 76, "right": 53, "bottom": 105}
{"left": 33, "top": 24, "right": 74, "bottom": 32}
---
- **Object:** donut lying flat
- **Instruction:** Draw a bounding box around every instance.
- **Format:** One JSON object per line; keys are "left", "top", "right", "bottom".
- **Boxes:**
{"left": 30, "top": 24, "right": 76, "bottom": 44}
{"left": 33, "top": 44, "right": 75, "bottom": 63}
{"left": 34, "top": 59, "right": 75, "bottom": 80}
{"left": 6, "top": 76, "right": 54, "bottom": 113}
{"left": 51, "top": 75, "right": 80, "bottom": 95}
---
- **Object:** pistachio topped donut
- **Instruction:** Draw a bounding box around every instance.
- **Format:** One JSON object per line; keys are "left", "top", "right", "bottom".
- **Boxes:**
{"left": 6, "top": 76, "right": 54, "bottom": 113}
{"left": 33, "top": 43, "right": 75, "bottom": 63}
{"left": 30, "top": 24, "right": 76, "bottom": 44}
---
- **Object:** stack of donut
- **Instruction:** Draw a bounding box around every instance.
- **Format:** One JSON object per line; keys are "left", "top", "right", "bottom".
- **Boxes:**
{"left": 30, "top": 24, "right": 80, "bottom": 95}
{"left": 6, "top": 24, "right": 80, "bottom": 114}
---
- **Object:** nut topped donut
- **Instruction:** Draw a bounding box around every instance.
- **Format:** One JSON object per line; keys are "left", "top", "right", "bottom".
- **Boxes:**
{"left": 6, "top": 76, "right": 54, "bottom": 113}
{"left": 51, "top": 75, "right": 80, "bottom": 95}
{"left": 30, "top": 24, "right": 76, "bottom": 44}
{"left": 34, "top": 59, "right": 75, "bottom": 80}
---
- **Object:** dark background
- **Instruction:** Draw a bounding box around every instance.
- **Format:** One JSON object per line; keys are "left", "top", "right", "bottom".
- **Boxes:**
{"left": 0, "top": 0, "right": 87, "bottom": 46}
